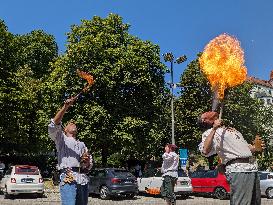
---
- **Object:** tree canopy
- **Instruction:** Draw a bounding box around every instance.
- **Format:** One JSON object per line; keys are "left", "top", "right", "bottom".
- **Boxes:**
{"left": 0, "top": 21, "right": 58, "bottom": 154}
{"left": 39, "top": 14, "right": 169, "bottom": 166}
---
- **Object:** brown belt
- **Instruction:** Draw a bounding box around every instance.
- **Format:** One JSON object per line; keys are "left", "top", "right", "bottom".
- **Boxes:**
{"left": 225, "top": 157, "right": 250, "bottom": 166}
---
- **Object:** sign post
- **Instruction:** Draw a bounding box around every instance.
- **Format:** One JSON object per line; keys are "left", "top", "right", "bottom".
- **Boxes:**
{"left": 179, "top": 148, "right": 188, "bottom": 171}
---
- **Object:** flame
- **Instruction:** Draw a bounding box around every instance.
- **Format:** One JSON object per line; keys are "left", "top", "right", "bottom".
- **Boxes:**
{"left": 77, "top": 69, "right": 94, "bottom": 85}
{"left": 145, "top": 188, "right": 161, "bottom": 195}
{"left": 199, "top": 33, "right": 247, "bottom": 99}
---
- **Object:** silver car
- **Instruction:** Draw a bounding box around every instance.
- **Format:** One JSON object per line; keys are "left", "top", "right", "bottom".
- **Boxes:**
{"left": 259, "top": 171, "right": 273, "bottom": 199}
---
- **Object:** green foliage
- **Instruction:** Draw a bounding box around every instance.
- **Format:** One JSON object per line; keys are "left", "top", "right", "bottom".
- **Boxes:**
{"left": 1, "top": 15, "right": 271, "bottom": 170}
{"left": 0, "top": 20, "right": 58, "bottom": 154}
{"left": 41, "top": 14, "right": 168, "bottom": 165}
{"left": 175, "top": 57, "right": 212, "bottom": 151}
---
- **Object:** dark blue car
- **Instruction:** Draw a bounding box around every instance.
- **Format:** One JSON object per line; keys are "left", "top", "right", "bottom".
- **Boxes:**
{"left": 88, "top": 168, "right": 138, "bottom": 199}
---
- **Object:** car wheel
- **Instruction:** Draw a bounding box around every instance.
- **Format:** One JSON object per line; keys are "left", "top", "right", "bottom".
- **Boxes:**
{"left": 214, "top": 187, "right": 227, "bottom": 200}
{"left": 100, "top": 186, "right": 110, "bottom": 200}
{"left": 266, "top": 187, "right": 273, "bottom": 199}
{"left": 4, "top": 187, "right": 9, "bottom": 199}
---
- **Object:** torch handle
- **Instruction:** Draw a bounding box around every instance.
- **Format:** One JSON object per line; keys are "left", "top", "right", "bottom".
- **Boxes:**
{"left": 74, "top": 83, "right": 90, "bottom": 98}
{"left": 219, "top": 102, "right": 224, "bottom": 120}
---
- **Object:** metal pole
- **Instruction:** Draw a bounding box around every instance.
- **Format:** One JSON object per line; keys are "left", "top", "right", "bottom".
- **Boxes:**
{"left": 171, "top": 60, "right": 175, "bottom": 145}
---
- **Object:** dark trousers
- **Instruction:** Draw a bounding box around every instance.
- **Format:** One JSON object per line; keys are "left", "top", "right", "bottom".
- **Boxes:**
{"left": 161, "top": 175, "right": 177, "bottom": 204}
{"left": 76, "top": 184, "right": 89, "bottom": 205}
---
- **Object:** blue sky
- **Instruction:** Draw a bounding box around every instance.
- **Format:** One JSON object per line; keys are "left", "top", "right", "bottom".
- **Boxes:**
{"left": 1, "top": 0, "right": 273, "bottom": 86}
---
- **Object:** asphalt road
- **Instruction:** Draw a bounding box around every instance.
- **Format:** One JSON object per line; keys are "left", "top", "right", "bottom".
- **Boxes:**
{"left": 0, "top": 193, "right": 272, "bottom": 205}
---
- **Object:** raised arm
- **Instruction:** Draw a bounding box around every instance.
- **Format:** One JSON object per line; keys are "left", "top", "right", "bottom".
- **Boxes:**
{"left": 202, "top": 119, "right": 221, "bottom": 155}
{"left": 53, "top": 96, "right": 77, "bottom": 124}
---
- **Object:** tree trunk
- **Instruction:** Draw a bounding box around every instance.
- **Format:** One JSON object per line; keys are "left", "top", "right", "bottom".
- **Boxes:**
{"left": 101, "top": 147, "right": 108, "bottom": 167}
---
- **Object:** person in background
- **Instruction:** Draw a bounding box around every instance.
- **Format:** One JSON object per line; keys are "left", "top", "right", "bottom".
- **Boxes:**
{"left": 198, "top": 111, "right": 263, "bottom": 205}
{"left": 48, "top": 96, "right": 92, "bottom": 205}
{"left": 134, "top": 163, "right": 142, "bottom": 178}
{"left": 0, "top": 160, "right": 6, "bottom": 179}
{"left": 160, "top": 143, "right": 179, "bottom": 205}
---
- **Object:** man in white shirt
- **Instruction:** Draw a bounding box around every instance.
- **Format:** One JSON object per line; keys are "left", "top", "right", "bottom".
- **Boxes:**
{"left": 48, "top": 96, "right": 92, "bottom": 205}
{"left": 198, "top": 111, "right": 261, "bottom": 205}
{"left": 161, "top": 144, "right": 179, "bottom": 205}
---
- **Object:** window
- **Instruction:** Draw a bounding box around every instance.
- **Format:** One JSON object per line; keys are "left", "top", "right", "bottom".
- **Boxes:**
{"left": 259, "top": 172, "right": 268, "bottom": 180}
{"left": 89, "top": 170, "right": 96, "bottom": 177}
{"left": 97, "top": 170, "right": 106, "bottom": 177}
{"left": 143, "top": 168, "right": 157, "bottom": 178}
{"left": 111, "top": 170, "right": 134, "bottom": 178}
{"left": 15, "top": 166, "right": 39, "bottom": 175}
{"left": 178, "top": 169, "right": 188, "bottom": 177}
{"left": 5, "top": 168, "right": 12, "bottom": 175}
{"left": 204, "top": 170, "right": 217, "bottom": 178}
{"left": 190, "top": 171, "right": 205, "bottom": 178}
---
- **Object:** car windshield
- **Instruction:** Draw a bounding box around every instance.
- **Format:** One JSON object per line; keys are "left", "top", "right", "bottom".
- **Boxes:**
{"left": 15, "top": 166, "right": 39, "bottom": 175}
{"left": 259, "top": 172, "right": 269, "bottom": 180}
{"left": 111, "top": 170, "right": 134, "bottom": 178}
{"left": 178, "top": 169, "right": 188, "bottom": 177}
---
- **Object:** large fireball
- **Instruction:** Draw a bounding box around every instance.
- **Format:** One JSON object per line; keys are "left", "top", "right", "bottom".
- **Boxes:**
{"left": 199, "top": 33, "right": 247, "bottom": 99}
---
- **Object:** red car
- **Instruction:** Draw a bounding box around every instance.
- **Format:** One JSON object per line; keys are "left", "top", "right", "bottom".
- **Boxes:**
{"left": 190, "top": 169, "right": 230, "bottom": 199}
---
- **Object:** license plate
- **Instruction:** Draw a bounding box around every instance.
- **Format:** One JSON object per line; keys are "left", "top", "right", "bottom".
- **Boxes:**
{"left": 124, "top": 181, "right": 131, "bottom": 183}
{"left": 21, "top": 178, "right": 34, "bottom": 183}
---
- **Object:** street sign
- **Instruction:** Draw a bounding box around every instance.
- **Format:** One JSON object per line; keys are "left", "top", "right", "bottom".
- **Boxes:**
{"left": 180, "top": 158, "right": 187, "bottom": 166}
{"left": 179, "top": 148, "right": 188, "bottom": 169}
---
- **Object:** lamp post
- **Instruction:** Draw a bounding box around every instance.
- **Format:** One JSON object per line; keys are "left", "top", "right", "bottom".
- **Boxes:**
{"left": 163, "top": 52, "right": 187, "bottom": 145}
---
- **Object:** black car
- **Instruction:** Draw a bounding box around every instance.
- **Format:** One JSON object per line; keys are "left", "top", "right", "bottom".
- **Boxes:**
{"left": 88, "top": 168, "right": 138, "bottom": 199}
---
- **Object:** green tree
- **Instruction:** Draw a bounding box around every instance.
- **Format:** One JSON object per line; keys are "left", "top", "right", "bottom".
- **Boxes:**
{"left": 0, "top": 21, "right": 58, "bottom": 154}
{"left": 174, "top": 57, "right": 212, "bottom": 151}
{"left": 43, "top": 14, "right": 169, "bottom": 166}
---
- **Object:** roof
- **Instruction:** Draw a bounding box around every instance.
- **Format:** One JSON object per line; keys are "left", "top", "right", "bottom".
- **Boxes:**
{"left": 247, "top": 76, "right": 273, "bottom": 89}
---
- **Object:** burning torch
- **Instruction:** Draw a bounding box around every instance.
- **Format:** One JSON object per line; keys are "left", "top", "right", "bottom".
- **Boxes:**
{"left": 199, "top": 33, "right": 247, "bottom": 119}
{"left": 74, "top": 69, "right": 94, "bottom": 99}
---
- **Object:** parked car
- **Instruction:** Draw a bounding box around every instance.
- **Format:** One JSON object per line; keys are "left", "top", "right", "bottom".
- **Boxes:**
{"left": 88, "top": 168, "right": 138, "bottom": 199}
{"left": 137, "top": 168, "right": 192, "bottom": 197}
{"left": 0, "top": 161, "right": 5, "bottom": 180}
{"left": 0, "top": 165, "right": 44, "bottom": 198}
{"left": 259, "top": 171, "right": 273, "bottom": 199}
{"left": 189, "top": 169, "right": 230, "bottom": 199}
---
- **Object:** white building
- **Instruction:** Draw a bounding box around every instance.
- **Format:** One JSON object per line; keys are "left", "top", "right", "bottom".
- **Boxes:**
{"left": 248, "top": 71, "right": 273, "bottom": 146}
{"left": 248, "top": 70, "right": 273, "bottom": 106}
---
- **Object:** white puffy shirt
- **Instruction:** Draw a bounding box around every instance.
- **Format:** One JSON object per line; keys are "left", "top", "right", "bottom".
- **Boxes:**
{"left": 161, "top": 152, "right": 179, "bottom": 178}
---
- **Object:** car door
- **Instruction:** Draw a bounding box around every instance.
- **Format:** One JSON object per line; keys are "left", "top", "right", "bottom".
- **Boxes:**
{"left": 97, "top": 169, "right": 107, "bottom": 189}
{"left": 89, "top": 170, "right": 101, "bottom": 194}
{"left": 202, "top": 170, "right": 217, "bottom": 193}
{"left": 0, "top": 167, "right": 12, "bottom": 190}
{"left": 149, "top": 170, "right": 163, "bottom": 189}
{"left": 137, "top": 168, "right": 156, "bottom": 192}
{"left": 259, "top": 172, "right": 269, "bottom": 195}
{"left": 190, "top": 171, "right": 204, "bottom": 192}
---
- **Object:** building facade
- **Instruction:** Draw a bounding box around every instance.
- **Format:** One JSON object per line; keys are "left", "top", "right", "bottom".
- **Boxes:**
{"left": 248, "top": 70, "right": 273, "bottom": 106}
